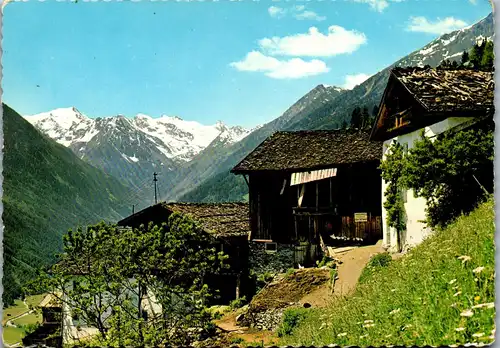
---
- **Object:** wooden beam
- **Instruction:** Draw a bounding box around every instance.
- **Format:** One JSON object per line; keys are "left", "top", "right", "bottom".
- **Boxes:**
{"left": 316, "top": 182, "right": 319, "bottom": 212}
{"left": 243, "top": 175, "right": 250, "bottom": 188}
{"left": 329, "top": 177, "right": 333, "bottom": 208}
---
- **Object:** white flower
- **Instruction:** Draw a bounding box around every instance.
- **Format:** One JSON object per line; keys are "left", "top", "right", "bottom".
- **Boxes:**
{"left": 337, "top": 332, "right": 347, "bottom": 337}
{"left": 319, "top": 323, "right": 326, "bottom": 330}
{"left": 449, "top": 279, "right": 457, "bottom": 285}
{"left": 363, "top": 323, "right": 375, "bottom": 328}
{"left": 473, "top": 332, "right": 485, "bottom": 338}
{"left": 391, "top": 288, "right": 396, "bottom": 292}
{"left": 389, "top": 308, "right": 400, "bottom": 315}
{"left": 451, "top": 303, "right": 458, "bottom": 308}
{"left": 473, "top": 267, "right": 485, "bottom": 274}
{"left": 458, "top": 255, "right": 472, "bottom": 263}
{"left": 455, "top": 327, "right": 465, "bottom": 331}
{"left": 359, "top": 334, "right": 368, "bottom": 339}
{"left": 453, "top": 291, "right": 462, "bottom": 297}
{"left": 472, "top": 302, "right": 495, "bottom": 309}
{"left": 460, "top": 309, "right": 474, "bottom": 317}
{"left": 364, "top": 320, "right": 374, "bottom": 324}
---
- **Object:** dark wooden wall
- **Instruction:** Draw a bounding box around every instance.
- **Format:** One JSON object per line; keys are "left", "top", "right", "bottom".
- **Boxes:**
{"left": 247, "top": 161, "right": 383, "bottom": 245}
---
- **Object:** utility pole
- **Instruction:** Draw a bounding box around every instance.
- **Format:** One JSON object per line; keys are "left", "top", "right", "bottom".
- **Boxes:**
{"left": 132, "top": 205, "right": 135, "bottom": 215}
{"left": 153, "top": 172, "right": 158, "bottom": 204}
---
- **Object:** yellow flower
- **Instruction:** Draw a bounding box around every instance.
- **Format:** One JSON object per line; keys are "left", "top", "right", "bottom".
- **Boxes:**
{"left": 474, "top": 296, "right": 481, "bottom": 301}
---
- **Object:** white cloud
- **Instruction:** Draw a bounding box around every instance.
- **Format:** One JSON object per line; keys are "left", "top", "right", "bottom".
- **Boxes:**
{"left": 407, "top": 16, "right": 468, "bottom": 34}
{"left": 350, "top": 0, "right": 404, "bottom": 12}
{"left": 229, "top": 51, "right": 329, "bottom": 79}
{"left": 268, "top": 6, "right": 286, "bottom": 18}
{"left": 469, "top": 0, "right": 477, "bottom": 4}
{"left": 352, "top": 0, "right": 389, "bottom": 12}
{"left": 268, "top": 5, "right": 326, "bottom": 21}
{"left": 343, "top": 73, "right": 371, "bottom": 89}
{"left": 294, "top": 10, "right": 326, "bottom": 21}
{"left": 258, "top": 26, "right": 367, "bottom": 57}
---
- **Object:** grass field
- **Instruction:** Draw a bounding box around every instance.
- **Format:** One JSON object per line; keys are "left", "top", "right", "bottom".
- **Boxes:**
{"left": 278, "top": 199, "right": 495, "bottom": 346}
{"left": 12, "top": 312, "right": 43, "bottom": 326}
{"left": 3, "top": 326, "right": 25, "bottom": 345}
{"left": 2, "top": 300, "right": 27, "bottom": 326}
{"left": 2, "top": 293, "right": 47, "bottom": 345}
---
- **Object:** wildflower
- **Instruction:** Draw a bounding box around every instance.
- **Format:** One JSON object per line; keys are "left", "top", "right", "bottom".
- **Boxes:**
{"left": 472, "top": 302, "right": 494, "bottom": 309}
{"left": 451, "top": 303, "right": 458, "bottom": 308}
{"left": 391, "top": 288, "right": 396, "bottom": 292}
{"left": 337, "top": 332, "right": 347, "bottom": 337}
{"left": 453, "top": 291, "right": 462, "bottom": 297}
{"left": 458, "top": 255, "right": 472, "bottom": 263}
{"left": 475, "top": 278, "right": 479, "bottom": 282}
{"left": 460, "top": 309, "right": 474, "bottom": 317}
{"left": 363, "top": 323, "right": 375, "bottom": 328}
{"left": 385, "top": 334, "right": 392, "bottom": 338}
{"left": 455, "top": 327, "right": 465, "bottom": 332}
{"left": 389, "top": 308, "right": 400, "bottom": 315}
{"left": 364, "top": 320, "right": 374, "bottom": 324}
{"left": 473, "top": 332, "right": 485, "bottom": 338}
{"left": 473, "top": 267, "right": 485, "bottom": 274}
{"left": 474, "top": 296, "right": 481, "bottom": 301}
{"left": 359, "top": 334, "right": 368, "bottom": 339}
{"left": 449, "top": 279, "right": 457, "bottom": 285}
{"left": 319, "top": 323, "right": 326, "bottom": 330}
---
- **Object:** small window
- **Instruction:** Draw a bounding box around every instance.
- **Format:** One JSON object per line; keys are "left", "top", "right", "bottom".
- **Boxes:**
{"left": 264, "top": 242, "right": 277, "bottom": 253}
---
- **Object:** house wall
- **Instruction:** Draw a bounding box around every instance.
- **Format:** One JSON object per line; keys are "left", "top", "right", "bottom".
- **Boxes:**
{"left": 382, "top": 116, "right": 476, "bottom": 252}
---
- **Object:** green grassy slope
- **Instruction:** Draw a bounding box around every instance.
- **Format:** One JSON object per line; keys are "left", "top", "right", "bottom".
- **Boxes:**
{"left": 278, "top": 199, "right": 495, "bottom": 346}
{"left": 2, "top": 103, "right": 131, "bottom": 305}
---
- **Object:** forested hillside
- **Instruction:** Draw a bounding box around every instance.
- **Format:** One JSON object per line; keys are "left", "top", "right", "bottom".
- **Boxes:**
{"left": 2, "top": 104, "right": 131, "bottom": 305}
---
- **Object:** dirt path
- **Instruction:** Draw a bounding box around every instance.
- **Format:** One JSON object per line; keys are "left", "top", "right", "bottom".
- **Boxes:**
{"left": 331, "top": 240, "right": 384, "bottom": 296}
{"left": 214, "top": 242, "right": 385, "bottom": 345}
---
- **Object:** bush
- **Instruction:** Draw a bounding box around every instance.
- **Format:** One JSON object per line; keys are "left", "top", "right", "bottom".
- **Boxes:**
{"left": 358, "top": 252, "right": 392, "bottom": 284}
{"left": 229, "top": 296, "right": 247, "bottom": 310}
{"left": 285, "top": 268, "right": 295, "bottom": 277}
{"left": 230, "top": 337, "right": 244, "bottom": 344}
{"left": 277, "top": 308, "right": 308, "bottom": 337}
{"left": 316, "top": 255, "right": 334, "bottom": 268}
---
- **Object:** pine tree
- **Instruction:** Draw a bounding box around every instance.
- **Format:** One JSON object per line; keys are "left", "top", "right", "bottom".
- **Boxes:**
{"left": 361, "top": 106, "right": 370, "bottom": 129}
{"left": 350, "top": 107, "right": 362, "bottom": 129}
{"left": 461, "top": 50, "right": 470, "bottom": 65}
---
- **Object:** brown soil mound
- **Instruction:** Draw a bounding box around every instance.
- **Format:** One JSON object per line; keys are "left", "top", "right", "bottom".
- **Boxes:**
{"left": 250, "top": 268, "right": 330, "bottom": 312}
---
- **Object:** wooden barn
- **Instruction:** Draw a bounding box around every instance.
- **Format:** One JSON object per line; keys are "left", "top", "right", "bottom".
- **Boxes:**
{"left": 117, "top": 202, "right": 251, "bottom": 304}
{"left": 231, "top": 129, "right": 383, "bottom": 266}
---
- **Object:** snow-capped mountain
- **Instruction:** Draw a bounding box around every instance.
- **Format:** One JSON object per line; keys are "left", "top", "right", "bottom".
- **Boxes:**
{"left": 396, "top": 13, "right": 494, "bottom": 68}
{"left": 25, "top": 108, "right": 251, "bottom": 164}
{"left": 24, "top": 108, "right": 251, "bottom": 207}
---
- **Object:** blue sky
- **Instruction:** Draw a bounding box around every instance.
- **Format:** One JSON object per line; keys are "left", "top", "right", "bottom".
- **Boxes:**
{"left": 2, "top": 0, "right": 493, "bottom": 128}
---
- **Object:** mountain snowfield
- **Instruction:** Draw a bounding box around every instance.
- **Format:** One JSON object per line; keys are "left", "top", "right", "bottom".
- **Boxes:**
{"left": 25, "top": 107, "right": 253, "bottom": 164}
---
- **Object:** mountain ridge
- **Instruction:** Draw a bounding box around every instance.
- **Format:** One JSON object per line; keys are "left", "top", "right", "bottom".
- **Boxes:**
{"left": 178, "top": 12, "right": 494, "bottom": 203}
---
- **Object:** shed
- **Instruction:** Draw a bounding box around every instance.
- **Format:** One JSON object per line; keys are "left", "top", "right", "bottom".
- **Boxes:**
{"left": 117, "top": 202, "right": 251, "bottom": 303}
{"left": 231, "top": 129, "right": 383, "bottom": 265}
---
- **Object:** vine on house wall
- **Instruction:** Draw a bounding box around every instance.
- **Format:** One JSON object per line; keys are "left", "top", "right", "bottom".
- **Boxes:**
{"left": 379, "top": 141, "right": 407, "bottom": 249}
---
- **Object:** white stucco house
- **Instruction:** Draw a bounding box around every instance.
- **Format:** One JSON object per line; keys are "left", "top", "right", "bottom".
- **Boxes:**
{"left": 369, "top": 66, "right": 494, "bottom": 252}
